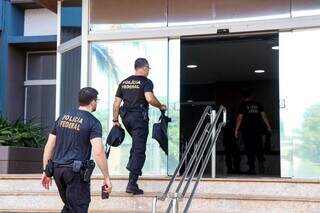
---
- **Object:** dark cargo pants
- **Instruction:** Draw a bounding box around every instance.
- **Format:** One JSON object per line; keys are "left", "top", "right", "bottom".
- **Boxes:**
{"left": 53, "top": 167, "right": 90, "bottom": 213}
{"left": 242, "top": 131, "right": 264, "bottom": 171}
{"left": 121, "top": 111, "right": 149, "bottom": 176}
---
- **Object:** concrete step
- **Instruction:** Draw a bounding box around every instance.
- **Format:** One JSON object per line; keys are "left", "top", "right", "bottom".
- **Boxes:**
{"left": 1, "top": 175, "right": 320, "bottom": 212}
{"left": 1, "top": 191, "right": 320, "bottom": 213}
{"left": 1, "top": 174, "right": 320, "bottom": 198}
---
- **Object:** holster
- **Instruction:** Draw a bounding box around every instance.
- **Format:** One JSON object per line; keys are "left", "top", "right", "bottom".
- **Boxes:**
{"left": 82, "top": 160, "right": 95, "bottom": 182}
{"left": 44, "top": 160, "right": 54, "bottom": 177}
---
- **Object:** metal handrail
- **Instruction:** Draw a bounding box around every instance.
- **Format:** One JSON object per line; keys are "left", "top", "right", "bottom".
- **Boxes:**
{"left": 152, "top": 105, "right": 226, "bottom": 213}
{"left": 158, "top": 106, "right": 212, "bottom": 201}
{"left": 183, "top": 121, "right": 226, "bottom": 213}
{"left": 165, "top": 106, "right": 226, "bottom": 213}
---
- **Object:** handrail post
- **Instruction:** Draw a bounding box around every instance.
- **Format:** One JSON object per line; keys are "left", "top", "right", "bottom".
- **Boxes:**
{"left": 172, "top": 193, "right": 179, "bottom": 213}
{"left": 152, "top": 197, "right": 157, "bottom": 213}
{"left": 210, "top": 109, "right": 216, "bottom": 178}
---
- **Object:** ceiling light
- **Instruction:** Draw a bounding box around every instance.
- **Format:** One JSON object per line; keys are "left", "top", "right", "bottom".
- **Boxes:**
{"left": 187, "top": 65, "right": 198, "bottom": 69}
{"left": 272, "top": 46, "right": 279, "bottom": 50}
{"left": 254, "top": 70, "right": 265, "bottom": 74}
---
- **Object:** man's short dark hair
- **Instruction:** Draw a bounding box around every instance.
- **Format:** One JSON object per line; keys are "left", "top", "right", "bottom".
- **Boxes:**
{"left": 134, "top": 58, "right": 149, "bottom": 69}
{"left": 79, "top": 87, "right": 98, "bottom": 106}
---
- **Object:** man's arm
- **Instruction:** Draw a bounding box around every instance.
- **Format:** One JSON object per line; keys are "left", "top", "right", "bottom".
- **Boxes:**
{"left": 235, "top": 114, "right": 243, "bottom": 138}
{"left": 113, "top": 97, "right": 122, "bottom": 126}
{"left": 41, "top": 134, "right": 56, "bottom": 190}
{"left": 261, "top": 112, "right": 272, "bottom": 132}
{"left": 145, "top": 92, "right": 166, "bottom": 110}
{"left": 42, "top": 134, "right": 56, "bottom": 169}
{"left": 91, "top": 138, "right": 112, "bottom": 193}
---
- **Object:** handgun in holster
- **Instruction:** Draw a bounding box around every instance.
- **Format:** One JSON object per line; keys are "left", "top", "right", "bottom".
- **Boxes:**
{"left": 82, "top": 160, "right": 95, "bottom": 182}
{"left": 44, "top": 160, "right": 54, "bottom": 177}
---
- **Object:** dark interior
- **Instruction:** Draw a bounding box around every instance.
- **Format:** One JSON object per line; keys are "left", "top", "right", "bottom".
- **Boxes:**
{"left": 180, "top": 33, "right": 280, "bottom": 177}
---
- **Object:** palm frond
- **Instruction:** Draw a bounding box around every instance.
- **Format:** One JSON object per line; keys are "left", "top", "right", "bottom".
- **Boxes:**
{"left": 92, "top": 45, "right": 120, "bottom": 84}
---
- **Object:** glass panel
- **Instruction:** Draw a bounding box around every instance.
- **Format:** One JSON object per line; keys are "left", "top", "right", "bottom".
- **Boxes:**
{"left": 280, "top": 29, "right": 320, "bottom": 178}
{"left": 168, "top": 39, "right": 180, "bottom": 175}
{"left": 26, "top": 85, "right": 56, "bottom": 137}
{"left": 291, "top": 0, "right": 320, "bottom": 17}
{"left": 27, "top": 52, "right": 56, "bottom": 80}
{"left": 60, "top": 47, "right": 81, "bottom": 114}
{"left": 89, "top": 0, "right": 167, "bottom": 32}
{"left": 168, "top": 0, "right": 290, "bottom": 26}
{"left": 91, "top": 39, "right": 168, "bottom": 175}
{"left": 60, "top": 2, "right": 82, "bottom": 43}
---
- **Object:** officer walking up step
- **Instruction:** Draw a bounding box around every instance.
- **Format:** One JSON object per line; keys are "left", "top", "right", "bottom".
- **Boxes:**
{"left": 41, "top": 87, "right": 112, "bottom": 213}
{"left": 112, "top": 58, "right": 167, "bottom": 195}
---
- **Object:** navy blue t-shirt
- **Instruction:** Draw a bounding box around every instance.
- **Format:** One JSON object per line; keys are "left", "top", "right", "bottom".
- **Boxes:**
{"left": 115, "top": 75, "right": 153, "bottom": 108}
{"left": 238, "top": 100, "right": 264, "bottom": 132}
{"left": 51, "top": 109, "right": 102, "bottom": 165}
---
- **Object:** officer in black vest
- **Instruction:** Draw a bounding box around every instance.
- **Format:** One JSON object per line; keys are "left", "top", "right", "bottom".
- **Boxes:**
{"left": 41, "top": 87, "right": 112, "bottom": 213}
{"left": 112, "top": 58, "right": 167, "bottom": 195}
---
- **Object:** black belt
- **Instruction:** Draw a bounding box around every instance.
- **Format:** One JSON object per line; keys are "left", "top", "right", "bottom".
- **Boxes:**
{"left": 53, "top": 163, "right": 73, "bottom": 168}
{"left": 122, "top": 106, "right": 148, "bottom": 112}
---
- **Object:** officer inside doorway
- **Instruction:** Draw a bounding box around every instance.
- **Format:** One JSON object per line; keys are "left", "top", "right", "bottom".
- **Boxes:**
{"left": 235, "top": 89, "right": 272, "bottom": 175}
{"left": 41, "top": 87, "right": 112, "bottom": 213}
{"left": 112, "top": 58, "right": 167, "bottom": 195}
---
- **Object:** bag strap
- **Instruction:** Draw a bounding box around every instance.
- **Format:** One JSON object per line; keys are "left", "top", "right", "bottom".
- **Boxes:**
{"left": 105, "top": 145, "right": 111, "bottom": 159}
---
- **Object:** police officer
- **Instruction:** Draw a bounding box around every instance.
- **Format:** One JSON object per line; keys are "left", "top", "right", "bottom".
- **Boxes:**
{"left": 41, "top": 87, "right": 112, "bottom": 213}
{"left": 235, "top": 90, "right": 272, "bottom": 175}
{"left": 112, "top": 58, "right": 166, "bottom": 195}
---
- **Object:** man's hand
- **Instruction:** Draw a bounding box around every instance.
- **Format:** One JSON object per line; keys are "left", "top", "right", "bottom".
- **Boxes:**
{"left": 160, "top": 104, "right": 167, "bottom": 111}
{"left": 41, "top": 173, "right": 52, "bottom": 190}
{"left": 103, "top": 177, "right": 112, "bottom": 194}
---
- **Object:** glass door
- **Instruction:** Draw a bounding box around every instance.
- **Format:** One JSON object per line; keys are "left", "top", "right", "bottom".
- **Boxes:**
{"left": 90, "top": 39, "right": 169, "bottom": 175}
{"left": 280, "top": 29, "right": 320, "bottom": 178}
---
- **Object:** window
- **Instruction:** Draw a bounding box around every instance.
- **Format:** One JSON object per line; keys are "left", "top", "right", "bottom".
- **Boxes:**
{"left": 24, "top": 52, "right": 56, "bottom": 136}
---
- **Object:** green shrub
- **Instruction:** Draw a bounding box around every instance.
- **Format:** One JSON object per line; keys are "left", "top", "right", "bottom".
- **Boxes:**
{"left": 0, "top": 115, "right": 46, "bottom": 148}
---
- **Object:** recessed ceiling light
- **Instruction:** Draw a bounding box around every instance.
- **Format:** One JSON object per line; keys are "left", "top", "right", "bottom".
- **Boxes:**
{"left": 272, "top": 46, "right": 279, "bottom": 50}
{"left": 254, "top": 70, "right": 265, "bottom": 74}
{"left": 187, "top": 65, "right": 198, "bottom": 69}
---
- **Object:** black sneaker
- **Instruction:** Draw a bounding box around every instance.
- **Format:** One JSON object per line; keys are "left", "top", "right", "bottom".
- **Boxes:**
{"left": 126, "top": 183, "right": 144, "bottom": 195}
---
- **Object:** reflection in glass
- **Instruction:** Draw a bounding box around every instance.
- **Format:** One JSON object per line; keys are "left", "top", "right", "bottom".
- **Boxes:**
{"left": 60, "top": 3, "right": 82, "bottom": 43}
{"left": 91, "top": 40, "right": 168, "bottom": 175}
{"left": 280, "top": 29, "right": 320, "bottom": 178}
{"left": 168, "top": 0, "right": 290, "bottom": 26}
{"left": 291, "top": 0, "right": 320, "bottom": 17}
{"left": 89, "top": 0, "right": 167, "bottom": 32}
{"left": 60, "top": 47, "right": 81, "bottom": 114}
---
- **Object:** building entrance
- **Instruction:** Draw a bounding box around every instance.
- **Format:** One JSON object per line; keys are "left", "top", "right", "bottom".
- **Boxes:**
{"left": 180, "top": 33, "right": 280, "bottom": 177}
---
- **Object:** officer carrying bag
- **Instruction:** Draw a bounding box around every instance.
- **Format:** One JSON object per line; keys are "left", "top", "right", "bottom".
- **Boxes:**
{"left": 152, "top": 111, "right": 171, "bottom": 155}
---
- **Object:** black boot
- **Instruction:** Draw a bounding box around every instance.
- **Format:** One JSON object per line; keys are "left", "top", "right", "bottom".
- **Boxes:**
{"left": 126, "top": 173, "right": 144, "bottom": 195}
